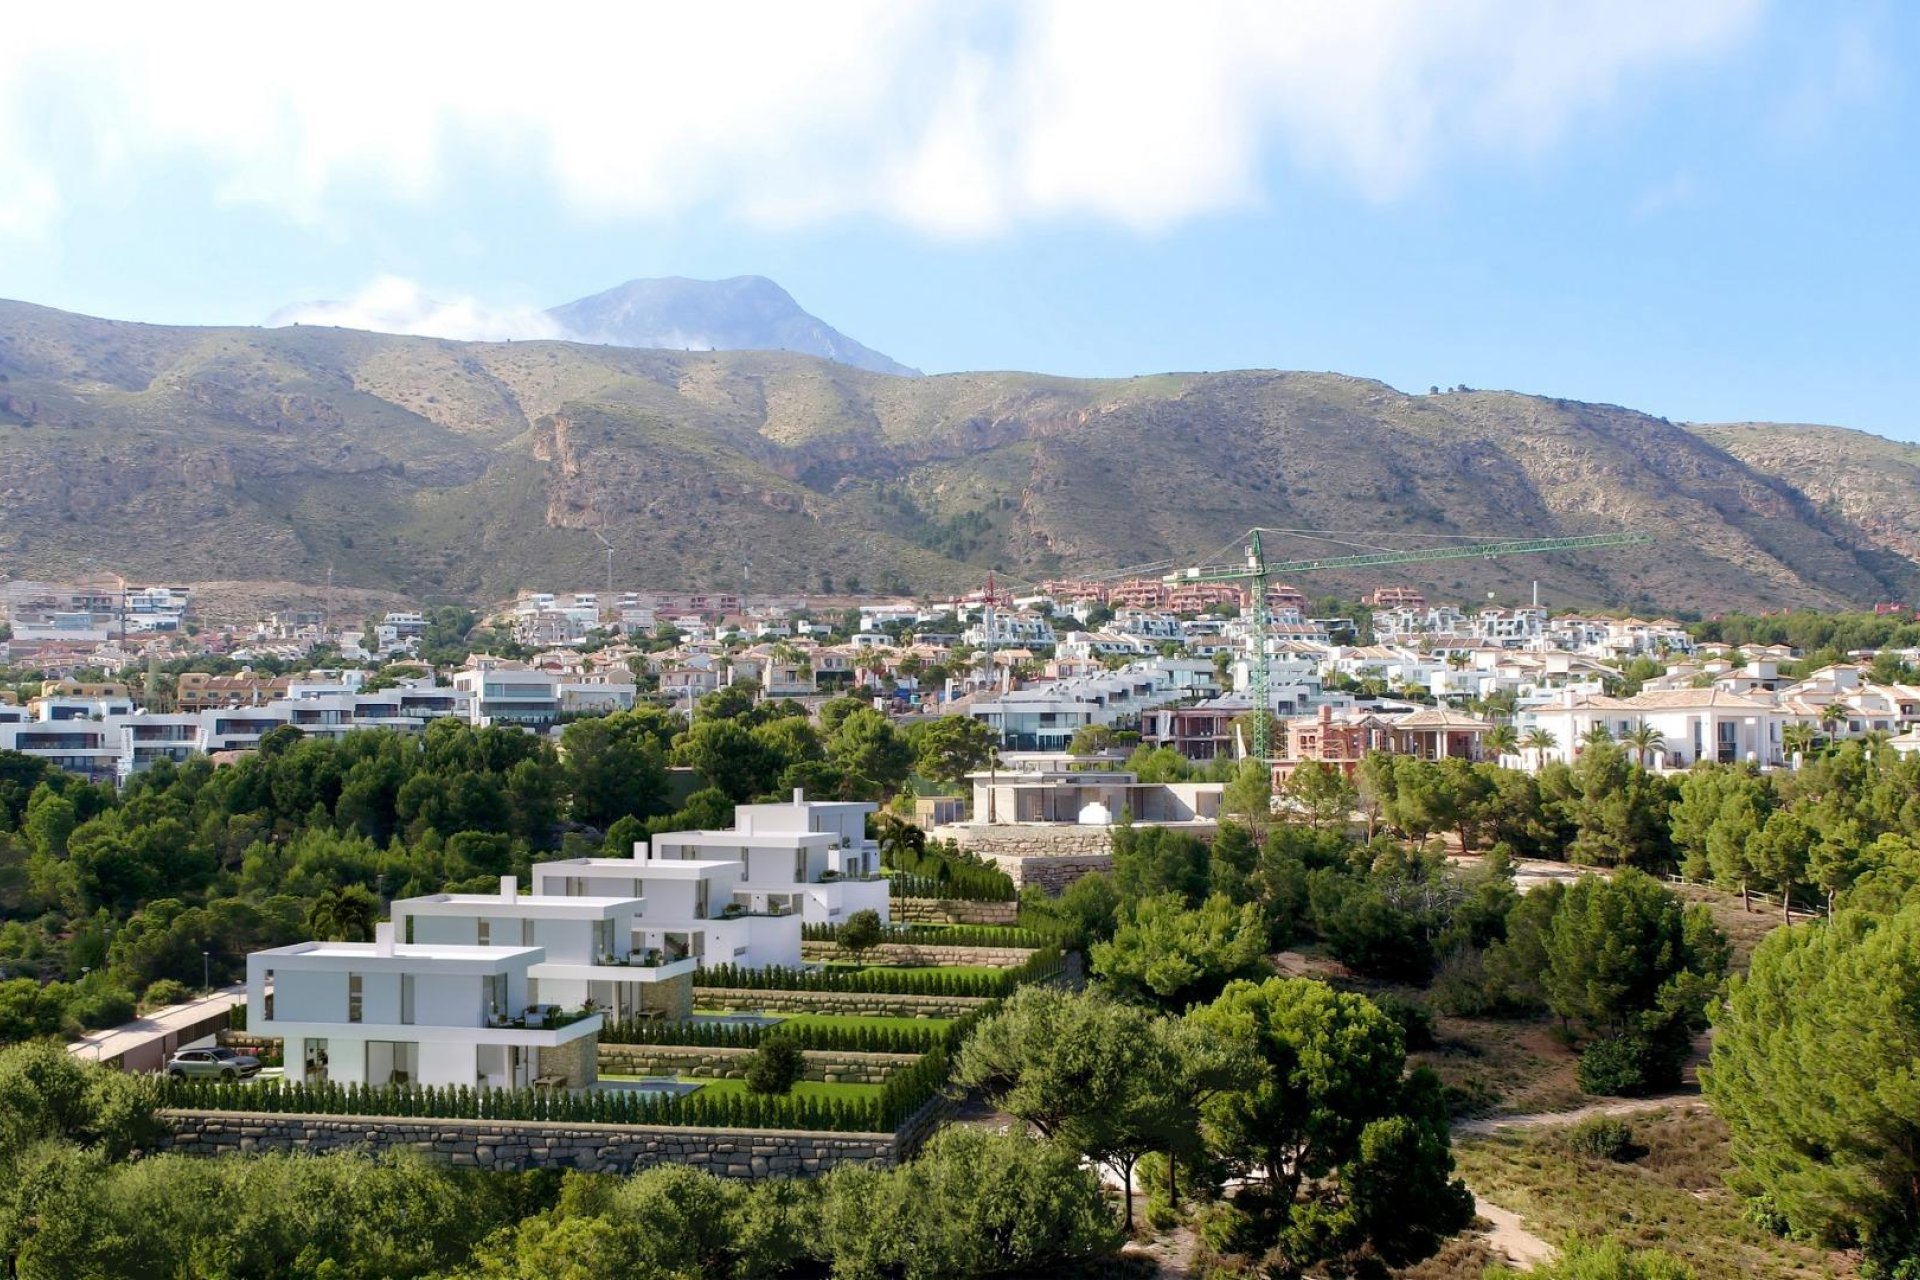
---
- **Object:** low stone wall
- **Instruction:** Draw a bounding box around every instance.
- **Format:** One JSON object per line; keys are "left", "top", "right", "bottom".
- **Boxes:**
{"left": 161, "top": 1110, "right": 897, "bottom": 1177}
{"left": 943, "top": 825, "right": 1116, "bottom": 857}
{"left": 693, "top": 987, "right": 990, "bottom": 1019}
{"left": 599, "top": 1044, "right": 919, "bottom": 1084}
{"left": 892, "top": 898, "right": 1018, "bottom": 925}
{"left": 799, "top": 940, "right": 1037, "bottom": 967}
{"left": 936, "top": 825, "right": 1116, "bottom": 893}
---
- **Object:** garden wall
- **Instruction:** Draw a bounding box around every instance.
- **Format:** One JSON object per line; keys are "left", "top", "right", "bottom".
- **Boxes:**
{"left": 892, "top": 898, "right": 1018, "bottom": 925}
{"left": 692, "top": 987, "right": 990, "bottom": 1019}
{"left": 598, "top": 1044, "right": 919, "bottom": 1085}
{"left": 160, "top": 1110, "right": 898, "bottom": 1177}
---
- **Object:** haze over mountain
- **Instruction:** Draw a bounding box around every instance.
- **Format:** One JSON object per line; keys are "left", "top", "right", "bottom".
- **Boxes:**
{"left": 270, "top": 276, "right": 917, "bottom": 376}
{"left": 0, "top": 297, "right": 1914, "bottom": 614}
{"left": 548, "top": 277, "right": 918, "bottom": 376}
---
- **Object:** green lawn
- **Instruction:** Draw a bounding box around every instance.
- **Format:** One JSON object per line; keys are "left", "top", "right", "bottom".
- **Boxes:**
{"left": 818, "top": 962, "right": 1006, "bottom": 978}
{"left": 774, "top": 1012, "right": 955, "bottom": 1034}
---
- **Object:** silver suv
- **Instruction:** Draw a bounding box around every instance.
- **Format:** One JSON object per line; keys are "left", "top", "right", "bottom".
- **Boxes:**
{"left": 165, "top": 1047, "right": 260, "bottom": 1079}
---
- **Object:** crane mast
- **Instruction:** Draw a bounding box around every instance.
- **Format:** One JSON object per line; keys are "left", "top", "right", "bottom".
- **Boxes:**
{"left": 1166, "top": 530, "right": 1652, "bottom": 765}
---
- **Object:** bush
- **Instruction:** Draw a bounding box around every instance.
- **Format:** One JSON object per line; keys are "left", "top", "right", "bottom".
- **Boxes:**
{"left": 743, "top": 1037, "right": 805, "bottom": 1096}
{"left": 837, "top": 910, "right": 885, "bottom": 963}
{"left": 1370, "top": 992, "right": 1436, "bottom": 1051}
{"left": 1576, "top": 1036, "right": 1656, "bottom": 1097}
{"left": 1565, "top": 1115, "right": 1641, "bottom": 1162}
{"left": 141, "top": 978, "right": 191, "bottom": 1009}
{"left": 64, "top": 985, "right": 136, "bottom": 1032}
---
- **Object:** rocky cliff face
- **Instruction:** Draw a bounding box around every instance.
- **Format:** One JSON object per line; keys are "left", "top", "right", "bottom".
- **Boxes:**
{"left": 0, "top": 297, "right": 1914, "bottom": 610}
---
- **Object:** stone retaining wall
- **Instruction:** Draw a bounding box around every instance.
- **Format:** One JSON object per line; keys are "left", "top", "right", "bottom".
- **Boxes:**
{"left": 693, "top": 987, "right": 990, "bottom": 1019}
{"left": 799, "top": 940, "right": 1036, "bottom": 967}
{"left": 892, "top": 898, "right": 1019, "bottom": 925}
{"left": 161, "top": 1110, "right": 897, "bottom": 1177}
{"left": 598, "top": 1044, "right": 919, "bottom": 1085}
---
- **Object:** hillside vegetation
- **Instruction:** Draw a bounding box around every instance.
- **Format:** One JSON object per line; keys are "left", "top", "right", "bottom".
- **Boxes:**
{"left": 0, "top": 299, "right": 1915, "bottom": 610}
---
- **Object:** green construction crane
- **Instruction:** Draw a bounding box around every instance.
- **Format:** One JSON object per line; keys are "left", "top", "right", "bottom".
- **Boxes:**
{"left": 1165, "top": 530, "right": 1653, "bottom": 763}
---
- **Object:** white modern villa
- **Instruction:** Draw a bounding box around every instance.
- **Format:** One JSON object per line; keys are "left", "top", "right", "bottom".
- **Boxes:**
{"left": 389, "top": 876, "right": 701, "bottom": 1021}
{"left": 648, "top": 790, "right": 889, "bottom": 925}
{"left": 245, "top": 923, "right": 602, "bottom": 1090}
{"left": 529, "top": 854, "right": 803, "bottom": 969}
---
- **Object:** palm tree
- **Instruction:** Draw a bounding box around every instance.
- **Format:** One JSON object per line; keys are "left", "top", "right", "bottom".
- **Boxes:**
{"left": 1521, "top": 727, "right": 1557, "bottom": 770}
{"left": 1581, "top": 723, "right": 1615, "bottom": 749}
{"left": 1621, "top": 722, "right": 1666, "bottom": 770}
{"left": 1485, "top": 724, "right": 1520, "bottom": 762}
{"left": 1781, "top": 721, "right": 1816, "bottom": 762}
{"left": 305, "top": 885, "right": 380, "bottom": 943}
{"left": 1819, "top": 703, "right": 1849, "bottom": 744}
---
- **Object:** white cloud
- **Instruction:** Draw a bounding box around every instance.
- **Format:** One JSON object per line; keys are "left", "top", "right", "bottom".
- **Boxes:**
{"left": 0, "top": 0, "right": 1763, "bottom": 240}
{"left": 265, "top": 276, "right": 563, "bottom": 341}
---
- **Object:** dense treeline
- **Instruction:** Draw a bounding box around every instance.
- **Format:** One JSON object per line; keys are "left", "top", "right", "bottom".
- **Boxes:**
{"left": 1707, "top": 859, "right": 1920, "bottom": 1273}
{"left": 0, "top": 1042, "right": 1117, "bottom": 1280}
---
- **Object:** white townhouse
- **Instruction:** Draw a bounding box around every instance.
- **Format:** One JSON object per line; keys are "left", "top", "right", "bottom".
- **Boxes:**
{"left": 530, "top": 852, "right": 802, "bottom": 970}
{"left": 390, "top": 876, "right": 699, "bottom": 1022}
{"left": 247, "top": 923, "right": 603, "bottom": 1090}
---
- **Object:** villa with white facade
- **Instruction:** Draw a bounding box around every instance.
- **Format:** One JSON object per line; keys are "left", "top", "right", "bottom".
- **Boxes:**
{"left": 246, "top": 923, "right": 602, "bottom": 1090}
{"left": 530, "top": 853, "right": 802, "bottom": 970}
{"left": 647, "top": 791, "right": 888, "bottom": 925}
{"left": 390, "top": 876, "right": 699, "bottom": 1022}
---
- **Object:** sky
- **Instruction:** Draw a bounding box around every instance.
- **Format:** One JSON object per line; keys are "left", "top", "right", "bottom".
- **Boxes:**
{"left": 1, "top": 1, "right": 1916, "bottom": 437}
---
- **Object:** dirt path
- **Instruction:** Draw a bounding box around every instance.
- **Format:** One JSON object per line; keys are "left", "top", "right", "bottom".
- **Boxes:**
{"left": 1473, "top": 1195, "right": 1557, "bottom": 1269}
{"left": 1450, "top": 1092, "right": 1707, "bottom": 1271}
{"left": 1455, "top": 1092, "right": 1706, "bottom": 1138}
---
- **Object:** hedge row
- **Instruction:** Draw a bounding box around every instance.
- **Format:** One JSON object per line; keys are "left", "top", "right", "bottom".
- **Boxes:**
{"left": 695, "top": 948, "right": 1062, "bottom": 997}
{"left": 887, "top": 870, "right": 1015, "bottom": 903}
{"left": 602, "top": 1006, "right": 986, "bottom": 1055}
{"left": 159, "top": 1053, "right": 948, "bottom": 1134}
{"left": 800, "top": 921, "right": 1054, "bottom": 949}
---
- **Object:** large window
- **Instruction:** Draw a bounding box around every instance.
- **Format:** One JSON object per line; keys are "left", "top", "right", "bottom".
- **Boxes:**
{"left": 347, "top": 974, "right": 363, "bottom": 1023}
{"left": 365, "top": 1041, "right": 418, "bottom": 1086}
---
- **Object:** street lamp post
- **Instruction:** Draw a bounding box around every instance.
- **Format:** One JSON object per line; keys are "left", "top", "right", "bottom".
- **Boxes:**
{"left": 202, "top": 951, "right": 210, "bottom": 993}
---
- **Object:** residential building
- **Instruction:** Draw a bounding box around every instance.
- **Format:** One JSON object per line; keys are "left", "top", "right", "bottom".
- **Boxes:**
{"left": 966, "top": 758, "right": 1222, "bottom": 825}
{"left": 530, "top": 853, "right": 801, "bottom": 969}
{"left": 454, "top": 662, "right": 562, "bottom": 729}
{"left": 390, "top": 876, "right": 698, "bottom": 1022}
{"left": 247, "top": 923, "right": 603, "bottom": 1090}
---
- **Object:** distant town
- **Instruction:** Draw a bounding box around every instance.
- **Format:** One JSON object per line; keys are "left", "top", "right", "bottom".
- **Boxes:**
{"left": 4, "top": 572, "right": 1915, "bottom": 791}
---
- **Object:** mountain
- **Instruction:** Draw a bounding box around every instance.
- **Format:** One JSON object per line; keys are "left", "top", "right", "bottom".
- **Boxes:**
{"left": 0, "top": 297, "right": 1914, "bottom": 614}
{"left": 1688, "top": 423, "right": 1920, "bottom": 588}
{"left": 547, "top": 276, "right": 919, "bottom": 376}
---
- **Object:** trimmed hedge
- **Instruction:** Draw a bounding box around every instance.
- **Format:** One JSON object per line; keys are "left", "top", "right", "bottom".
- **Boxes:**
{"left": 887, "top": 870, "right": 1015, "bottom": 903}
{"left": 696, "top": 948, "right": 1062, "bottom": 998}
{"left": 158, "top": 1050, "right": 950, "bottom": 1134}
{"left": 800, "top": 921, "right": 1055, "bottom": 949}
{"left": 602, "top": 1012, "right": 980, "bottom": 1055}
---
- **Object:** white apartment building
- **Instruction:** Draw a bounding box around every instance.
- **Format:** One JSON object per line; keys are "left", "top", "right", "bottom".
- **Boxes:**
{"left": 961, "top": 612, "right": 1058, "bottom": 648}
{"left": 247, "top": 923, "right": 603, "bottom": 1090}
{"left": 390, "top": 876, "right": 698, "bottom": 1022}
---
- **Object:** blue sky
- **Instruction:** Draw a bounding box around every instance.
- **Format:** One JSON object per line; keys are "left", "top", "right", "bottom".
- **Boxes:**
{"left": 2, "top": 2, "right": 1915, "bottom": 437}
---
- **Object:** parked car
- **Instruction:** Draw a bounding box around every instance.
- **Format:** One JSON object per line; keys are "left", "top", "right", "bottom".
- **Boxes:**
{"left": 165, "top": 1047, "right": 260, "bottom": 1079}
